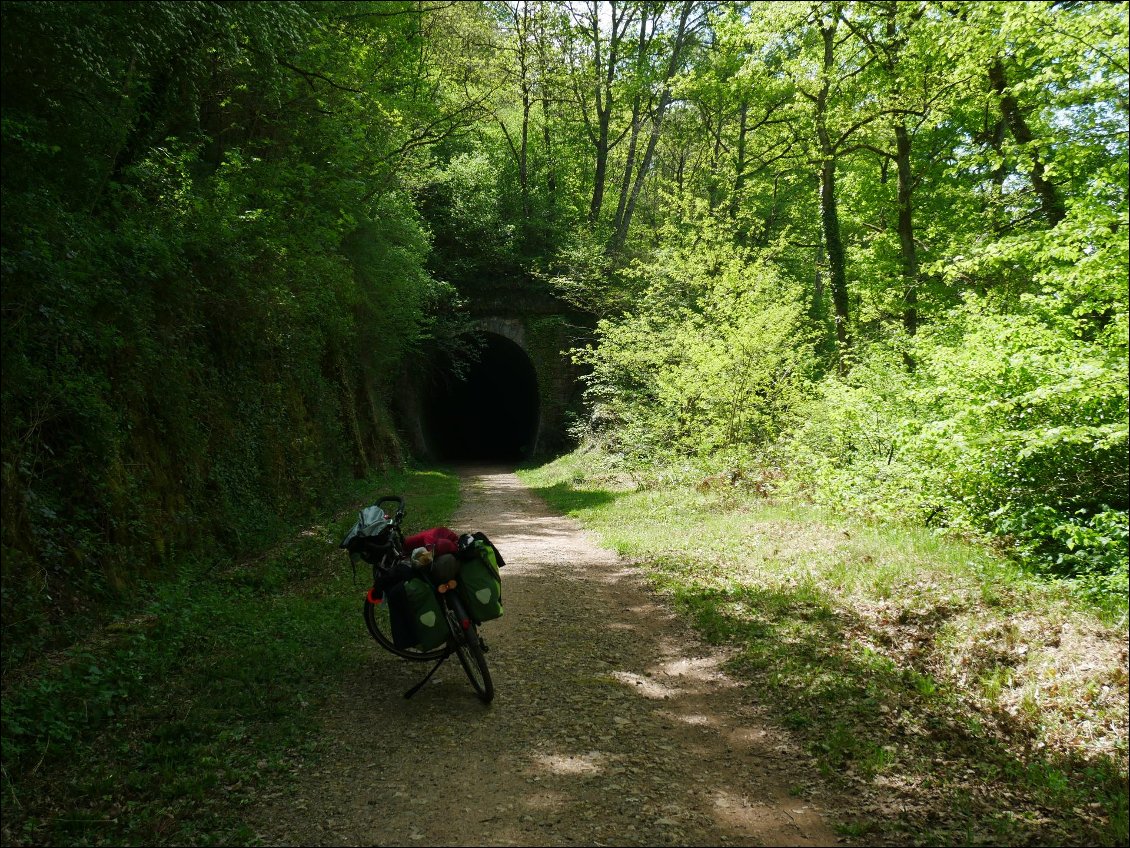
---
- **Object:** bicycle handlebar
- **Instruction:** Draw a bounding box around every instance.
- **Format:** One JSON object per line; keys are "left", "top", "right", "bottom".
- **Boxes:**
{"left": 377, "top": 495, "right": 406, "bottom": 526}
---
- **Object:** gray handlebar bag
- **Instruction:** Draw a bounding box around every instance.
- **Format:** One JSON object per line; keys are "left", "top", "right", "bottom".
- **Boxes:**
{"left": 340, "top": 505, "right": 391, "bottom": 549}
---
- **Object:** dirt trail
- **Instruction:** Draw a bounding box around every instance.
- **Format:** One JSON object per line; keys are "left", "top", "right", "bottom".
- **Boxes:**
{"left": 249, "top": 467, "right": 841, "bottom": 846}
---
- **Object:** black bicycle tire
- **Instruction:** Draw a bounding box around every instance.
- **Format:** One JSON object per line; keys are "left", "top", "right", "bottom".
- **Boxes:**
{"left": 363, "top": 596, "right": 447, "bottom": 662}
{"left": 446, "top": 597, "right": 494, "bottom": 703}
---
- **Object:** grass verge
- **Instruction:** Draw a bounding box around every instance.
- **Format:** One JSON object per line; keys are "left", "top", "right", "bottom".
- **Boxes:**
{"left": 0, "top": 466, "right": 460, "bottom": 846}
{"left": 519, "top": 448, "right": 1129, "bottom": 847}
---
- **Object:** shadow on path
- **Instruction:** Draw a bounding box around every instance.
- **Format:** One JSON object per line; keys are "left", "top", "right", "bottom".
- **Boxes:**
{"left": 248, "top": 466, "right": 841, "bottom": 847}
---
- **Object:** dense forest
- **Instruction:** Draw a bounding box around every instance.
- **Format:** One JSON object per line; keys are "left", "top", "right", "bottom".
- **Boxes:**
{"left": 2, "top": 0, "right": 1126, "bottom": 669}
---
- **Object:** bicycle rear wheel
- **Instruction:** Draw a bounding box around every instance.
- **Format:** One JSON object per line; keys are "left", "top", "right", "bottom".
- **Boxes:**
{"left": 363, "top": 595, "right": 446, "bottom": 662}
{"left": 445, "top": 596, "right": 493, "bottom": 703}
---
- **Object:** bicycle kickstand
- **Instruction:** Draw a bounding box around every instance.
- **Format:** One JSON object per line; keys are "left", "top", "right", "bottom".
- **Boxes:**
{"left": 403, "top": 650, "right": 452, "bottom": 699}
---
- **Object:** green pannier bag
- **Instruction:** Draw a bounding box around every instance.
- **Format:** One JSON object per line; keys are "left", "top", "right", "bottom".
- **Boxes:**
{"left": 457, "top": 540, "right": 503, "bottom": 623}
{"left": 403, "top": 576, "right": 448, "bottom": 650}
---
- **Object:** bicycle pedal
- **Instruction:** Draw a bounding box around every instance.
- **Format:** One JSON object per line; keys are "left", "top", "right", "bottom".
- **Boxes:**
{"left": 479, "top": 639, "right": 490, "bottom": 653}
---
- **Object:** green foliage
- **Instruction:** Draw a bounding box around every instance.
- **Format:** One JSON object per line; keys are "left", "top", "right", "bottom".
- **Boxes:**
{"left": 3, "top": 2, "right": 1128, "bottom": 840}
{"left": 770, "top": 339, "right": 931, "bottom": 515}
{"left": 575, "top": 219, "right": 814, "bottom": 463}
{"left": 547, "top": 0, "right": 1128, "bottom": 604}
{"left": 421, "top": 150, "right": 519, "bottom": 285}
{"left": 767, "top": 303, "right": 1128, "bottom": 603}
{"left": 1, "top": 2, "right": 477, "bottom": 668}
{"left": 774, "top": 200, "right": 1129, "bottom": 602}
{"left": 2, "top": 0, "right": 1127, "bottom": 718}
{"left": 570, "top": 192, "right": 1129, "bottom": 604}
{"left": 541, "top": 225, "right": 621, "bottom": 314}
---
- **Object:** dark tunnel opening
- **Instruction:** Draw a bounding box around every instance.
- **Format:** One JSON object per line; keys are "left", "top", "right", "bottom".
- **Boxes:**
{"left": 421, "top": 332, "right": 540, "bottom": 463}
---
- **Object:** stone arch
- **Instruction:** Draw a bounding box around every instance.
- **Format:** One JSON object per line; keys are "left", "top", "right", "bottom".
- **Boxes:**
{"left": 392, "top": 295, "right": 594, "bottom": 464}
{"left": 419, "top": 328, "right": 541, "bottom": 462}
{"left": 476, "top": 316, "right": 527, "bottom": 350}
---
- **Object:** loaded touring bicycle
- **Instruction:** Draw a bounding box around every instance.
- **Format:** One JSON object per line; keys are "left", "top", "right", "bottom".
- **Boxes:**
{"left": 340, "top": 496, "right": 504, "bottom": 703}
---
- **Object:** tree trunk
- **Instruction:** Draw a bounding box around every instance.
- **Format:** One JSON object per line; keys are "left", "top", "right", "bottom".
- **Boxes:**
{"left": 815, "top": 16, "right": 849, "bottom": 369}
{"left": 821, "top": 158, "right": 850, "bottom": 365}
{"left": 590, "top": 127, "right": 609, "bottom": 223}
{"left": 612, "top": 1, "right": 693, "bottom": 249}
{"left": 612, "top": 7, "right": 652, "bottom": 236}
{"left": 541, "top": 93, "right": 556, "bottom": 212}
{"left": 586, "top": 0, "right": 624, "bottom": 225}
{"left": 613, "top": 110, "right": 641, "bottom": 233}
{"left": 987, "top": 115, "right": 1008, "bottom": 229}
{"left": 894, "top": 123, "right": 918, "bottom": 338}
{"left": 988, "top": 58, "right": 1066, "bottom": 226}
{"left": 729, "top": 100, "right": 749, "bottom": 221}
{"left": 534, "top": 2, "right": 557, "bottom": 215}
{"left": 515, "top": 5, "right": 532, "bottom": 238}
{"left": 519, "top": 83, "right": 531, "bottom": 236}
{"left": 812, "top": 174, "right": 827, "bottom": 323}
{"left": 707, "top": 111, "right": 725, "bottom": 210}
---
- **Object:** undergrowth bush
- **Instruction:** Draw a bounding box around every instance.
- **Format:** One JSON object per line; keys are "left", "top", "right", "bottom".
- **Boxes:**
{"left": 574, "top": 223, "right": 1128, "bottom": 607}
{"left": 770, "top": 294, "right": 1128, "bottom": 605}
{"left": 575, "top": 223, "right": 814, "bottom": 463}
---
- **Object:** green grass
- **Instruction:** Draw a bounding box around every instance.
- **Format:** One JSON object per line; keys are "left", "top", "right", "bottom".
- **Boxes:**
{"left": 519, "top": 450, "right": 1129, "bottom": 847}
{"left": 0, "top": 466, "right": 460, "bottom": 846}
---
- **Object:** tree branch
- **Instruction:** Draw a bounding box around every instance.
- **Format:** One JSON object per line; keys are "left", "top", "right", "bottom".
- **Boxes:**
{"left": 335, "top": 4, "right": 455, "bottom": 22}
{"left": 841, "top": 142, "right": 895, "bottom": 159}
{"left": 278, "top": 60, "right": 363, "bottom": 94}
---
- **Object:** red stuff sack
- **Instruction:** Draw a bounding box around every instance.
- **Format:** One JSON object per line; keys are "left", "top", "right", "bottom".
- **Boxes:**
{"left": 403, "top": 526, "right": 459, "bottom": 557}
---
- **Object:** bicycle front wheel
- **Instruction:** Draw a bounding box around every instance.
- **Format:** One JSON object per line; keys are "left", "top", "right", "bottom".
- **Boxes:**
{"left": 363, "top": 595, "right": 447, "bottom": 662}
{"left": 446, "top": 597, "right": 493, "bottom": 703}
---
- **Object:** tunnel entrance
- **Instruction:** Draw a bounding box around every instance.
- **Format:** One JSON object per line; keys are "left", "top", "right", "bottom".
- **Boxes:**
{"left": 421, "top": 332, "right": 540, "bottom": 463}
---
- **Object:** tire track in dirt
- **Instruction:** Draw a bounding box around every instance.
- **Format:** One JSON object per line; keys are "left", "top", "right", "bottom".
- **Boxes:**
{"left": 248, "top": 467, "right": 841, "bottom": 846}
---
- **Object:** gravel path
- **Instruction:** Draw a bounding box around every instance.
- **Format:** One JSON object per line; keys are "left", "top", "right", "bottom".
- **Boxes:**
{"left": 249, "top": 467, "right": 840, "bottom": 846}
